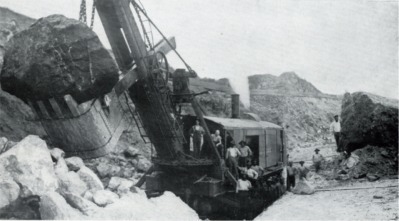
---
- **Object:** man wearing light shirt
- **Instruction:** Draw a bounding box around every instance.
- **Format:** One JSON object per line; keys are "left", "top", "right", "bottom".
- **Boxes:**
{"left": 330, "top": 115, "right": 341, "bottom": 152}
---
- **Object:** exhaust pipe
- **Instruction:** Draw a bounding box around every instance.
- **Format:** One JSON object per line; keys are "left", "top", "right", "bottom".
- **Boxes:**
{"left": 231, "top": 94, "right": 240, "bottom": 119}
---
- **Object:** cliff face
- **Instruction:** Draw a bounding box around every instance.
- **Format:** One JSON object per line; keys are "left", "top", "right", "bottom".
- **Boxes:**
{"left": 249, "top": 72, "right": 342, "bottom": 150}
{"left": 249, "top": 72, "right": 323, "bottom": 96}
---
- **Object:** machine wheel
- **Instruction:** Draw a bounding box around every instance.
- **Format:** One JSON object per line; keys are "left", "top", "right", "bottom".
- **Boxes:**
{"left": 151, "top": 51, "right": 169, "bottom": 84}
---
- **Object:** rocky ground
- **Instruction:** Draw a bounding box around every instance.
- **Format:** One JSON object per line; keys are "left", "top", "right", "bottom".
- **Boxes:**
{"left": 0, "top": 135, "right": 198, "bottom": 220}
{"left": 256, "top": 178, "right": 398, "bottom": 220}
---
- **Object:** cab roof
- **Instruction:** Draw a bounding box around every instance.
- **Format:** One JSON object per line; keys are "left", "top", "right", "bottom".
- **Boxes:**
{"left": 204, "top": 116, "right": 282, "bottom": 130}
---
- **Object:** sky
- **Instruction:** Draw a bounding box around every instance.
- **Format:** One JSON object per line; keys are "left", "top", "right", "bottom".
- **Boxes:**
{"left": 0, "top": 0, "right": 398, "bottom": 106}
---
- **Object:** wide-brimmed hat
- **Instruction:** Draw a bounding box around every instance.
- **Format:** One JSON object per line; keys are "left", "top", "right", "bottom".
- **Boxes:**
{"left": 315, "top": 148, "right": 320, "bottom": 152}
{"left": 334, "top": 115, "right": 339, "bottom": 117}
{"left": 299, "top": 161, "right": 305, "bottom": 164}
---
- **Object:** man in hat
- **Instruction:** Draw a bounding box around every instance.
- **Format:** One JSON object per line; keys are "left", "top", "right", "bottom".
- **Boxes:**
{"left": 238, "top": 140, "right": 252, "bottom": 167}
{"left": 312, "top": 148, "right": 324, "bottom": 173}
{"left": 330, "top": 115, "right": 341, "bottom": 152}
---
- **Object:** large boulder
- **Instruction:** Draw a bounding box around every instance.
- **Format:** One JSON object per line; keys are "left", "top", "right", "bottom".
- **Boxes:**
{"left": 340, "top": 92, "right": 398, "bottom": 151}
{"left": 0, "top": 14, "right": 119, "bottom": 103}
{"left": 0, "top": 135, "right": 58, "bottom": 197}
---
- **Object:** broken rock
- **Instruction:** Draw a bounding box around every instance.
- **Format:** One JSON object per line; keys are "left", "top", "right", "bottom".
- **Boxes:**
{"left": 0, "top": 14, "right": 119, "bottom": 103}
{"left": 0, "top": 135, "right": 58, "bottom": 197}
{"left": 0, "top": 178, "right": 20, "bottom": 209}
{"left": 50, "top": 148, "right": 65, "bottom": 161}
{"left": 77, "top": 166, "right": 104, "bottom": 192}
{"left": 58, "top": 171, "right": 88, "bottom": 196}
{"left": 65, "top": 156, "right": 85, "bottom": 172}
{"left": 54, "top": 157, "right": 69, "bottom": 176}
{"left": 63, "top": 193, "right": 99, "bottom": 216}
{"left": 39, "top": 191, "right": 83, "bottom": 219}
{"left": 92, "top": 190, "right": 119, "bottom": 207}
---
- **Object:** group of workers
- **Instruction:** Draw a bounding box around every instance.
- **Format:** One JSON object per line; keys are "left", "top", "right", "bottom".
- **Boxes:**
{"left": 286, "top": 148, "right": 325, "bottom": 191}
{"left": 189, "top": 114, "right": 340, "bottom": 193}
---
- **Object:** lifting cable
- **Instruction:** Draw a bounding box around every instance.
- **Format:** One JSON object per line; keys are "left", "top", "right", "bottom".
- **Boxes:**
{"left": 130, "top": 0, "right": 193, "bottom": 72}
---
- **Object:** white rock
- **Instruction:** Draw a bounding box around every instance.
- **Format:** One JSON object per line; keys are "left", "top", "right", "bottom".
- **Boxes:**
{"left": 0, "top": 135, "right": 58, "bottom": 197}
{"left": 93, "top": 190, "right": 119, "bottom": 207}
{"left": 58, "top": 171, "right": 88, "bottom": 196}
{"left": 83, "top": 190, "right": 94, "bottom": 202}
{"left": 124, "top": 146, "right": 140, "bottom": 157}
{"left": 65, "top": 156, "right": 85, "bottom": 172}
{"left": 54, "top": 158, "right": 69, "bottom": 175}
{"left": 63, "top": 192, "right": 99, "bottom": 216}
{"left": 96, "top": 163, "right": 121, "bottom": 178}
{"left": 0, "top": 178, "right": 20, "bottom": 209}
{"left": 107, "top": 177, "right": 133, "bottom": 190}
{"left": 78, "top": 166, "right": 104, "bottom": 192}
{"left": 50, "top": 147, "right": 65, "bottom": 160}
{"left": 136, "top": 157, "right": 151, "bottom": 172}
{"left": 39, "top": 191, "right": 84, "bottom": 219}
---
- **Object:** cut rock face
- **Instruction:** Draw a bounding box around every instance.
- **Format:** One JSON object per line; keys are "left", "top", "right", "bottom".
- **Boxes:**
{"left": 0, "top": 14, "right": 119, "bottom": 103}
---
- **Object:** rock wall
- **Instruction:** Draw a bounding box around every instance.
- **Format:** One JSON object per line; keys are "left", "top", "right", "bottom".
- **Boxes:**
{"left": 0, "top": 135, "right": 198, "bottom": 220}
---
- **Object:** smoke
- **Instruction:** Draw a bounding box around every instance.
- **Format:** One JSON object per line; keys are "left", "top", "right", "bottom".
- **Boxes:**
{"left": 228, "top": 75, "right": 250, "bottom": 108}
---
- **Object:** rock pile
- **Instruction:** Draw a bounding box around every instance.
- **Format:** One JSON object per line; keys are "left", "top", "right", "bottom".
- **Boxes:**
{"left": 0, "top": 135, "right": 198, "bottom": 220}
{"left": 1, "top": 14, "right": 119, "bottom": 103}
{"left": 340, "top": 92, "right": 398, "bottom": 151}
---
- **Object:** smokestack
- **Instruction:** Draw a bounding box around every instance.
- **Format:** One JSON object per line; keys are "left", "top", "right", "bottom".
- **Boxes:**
{"left": 231, "top": 94, "right": 240, "bottom": 119}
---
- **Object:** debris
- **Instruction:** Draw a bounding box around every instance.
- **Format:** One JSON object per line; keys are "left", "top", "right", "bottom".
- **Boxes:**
{"left": 65, "top": 156, "right": 85, "bottom": 172}
{"left": 0, "top": 14, "right": 119, "bottom": 103}
{"left": 77, "top": 166, "right": 104, "bottom": 192}
{"left": 58, "top": 171, "right": 88, "bottom": 197}
{"left": 39, "top": 191, "right": 83, "bottom": 219}
{"left": 54, "top": 158, "right": 69, "bottom": 175}
{"left": 50, "top": 148, "right": 65, "bottom": 161}
{"left": 63, "top": 193, "right": 99, "bottom": 216}
{"left": 136, "top": 157, "right": 152, "bottom": 172}
{"left": 92, "top": 190, "right": 119, "bottom": 207}
{"left": 0, "top": 135, "right": 58, "bottom": 198}
{"left": 367, "top": 174, "right": 380, "bottom": 182}
{"left": 124, "top": 146, "right": 140, "bottom": 158}
{"left": 0, "top": 179, "right": 20, "bottom": 209}
{"left": 373, "top": 195, "right": 383, "bottom": 199}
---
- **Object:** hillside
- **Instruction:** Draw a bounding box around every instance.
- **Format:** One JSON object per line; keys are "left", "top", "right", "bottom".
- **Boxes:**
{"left": 248, "top": 72, "right": 342, "bottom": 150}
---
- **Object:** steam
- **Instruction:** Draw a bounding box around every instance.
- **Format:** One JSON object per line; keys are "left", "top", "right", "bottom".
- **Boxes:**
{"left": 228, "top": 75, "right": 250, "bottom": 108}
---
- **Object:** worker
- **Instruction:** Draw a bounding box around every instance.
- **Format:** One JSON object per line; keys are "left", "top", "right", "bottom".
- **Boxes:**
{"left": 189, "top": 120, "right": 204, "bottom": 157}
{"left": 330, "top": 115, "right": 341, "bottom": 152}
{"left": 212, "top": 130, "right": 223, "bottom": 158}
{"left": 298, "top": 161, "right": 309, "bottom": 180}
{"left": 226, "top": 141, "right": 241, "bottom": 179}
{"left": 236, "top": 174, "right": 252, "bottom": 193}
{"left": 312, "top": 148, "right": 324, "bottom": 173}
{"left": 238, "top": 141, "right": 252, "bottom": 167}
{"left": 251, "top": 159, "right": 264, "bottom": 177}
{"left": 286, "top": 161, "right": 296, "bottom": 191}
